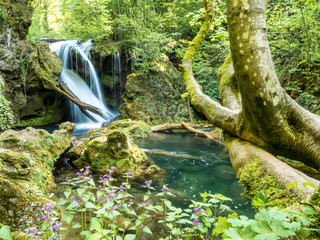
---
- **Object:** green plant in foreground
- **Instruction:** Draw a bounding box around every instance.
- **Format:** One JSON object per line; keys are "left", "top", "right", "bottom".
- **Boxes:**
{"left": 20, "top": 167, "right": 320, "bottom": 240}
{"left": 25, "top": 204, "right": 62, "bottom": 240}
{"left": 0, "top": 224, "right": 13, "bottom": 240}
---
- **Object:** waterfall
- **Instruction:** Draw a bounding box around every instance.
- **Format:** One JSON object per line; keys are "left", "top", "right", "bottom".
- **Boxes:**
{"left": 113, "top": 51, "right": 122, "bottom": 107}
{"left": 49, "top": 40, "right": 118, "bottom": 130}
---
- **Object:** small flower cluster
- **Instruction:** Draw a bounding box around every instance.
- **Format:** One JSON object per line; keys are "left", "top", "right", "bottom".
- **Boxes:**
{"left": 25, "top": 204, "right": 61, "bottom": 240}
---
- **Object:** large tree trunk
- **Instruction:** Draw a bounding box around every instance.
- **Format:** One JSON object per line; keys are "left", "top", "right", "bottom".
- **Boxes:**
{"left": 181, "top": 0, "right": 320, "bottom": 199}
{"left": 227, "top": 0, "right": 320, "bottom": 168}
{"left": 182, "top": 0, "right": 320, "bottom": 170}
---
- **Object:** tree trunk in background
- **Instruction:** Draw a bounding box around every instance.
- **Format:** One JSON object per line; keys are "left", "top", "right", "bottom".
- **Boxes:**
{"left": 182, "top": 0, "right": 320, "bottom": 171}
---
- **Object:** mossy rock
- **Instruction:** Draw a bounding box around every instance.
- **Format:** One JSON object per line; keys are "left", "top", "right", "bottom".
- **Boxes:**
{"left": 0, "top": 122, "right": 74, "bottom": 231}
{"left": 107, "top": 119, "right": 152, "bottom": 139}
{"left": 119, "top": 56, "right": 203, "bottom": 125}
{"left": 73, "top": 130, "right": 148, "bottom": 174}
{"left": 0, "top": 177, "right": 55, "bottom": 231}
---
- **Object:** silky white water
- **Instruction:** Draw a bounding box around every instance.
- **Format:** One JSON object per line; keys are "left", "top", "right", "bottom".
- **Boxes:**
{"left": 49, "top": 40, "right": 118, "bottom": 130}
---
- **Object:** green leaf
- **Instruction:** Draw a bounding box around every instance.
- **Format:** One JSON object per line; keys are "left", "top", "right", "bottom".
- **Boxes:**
{"left": 154, "top": 205, "right": 164, "bottom": 212}
{"left": 88, "top": 232, "right": 103, "bottom": 240}
{"left": 213, "top": 216, "right": 229, "bottom": 235}
{"left": 64, "top": 191, "right": 72, "bottom": 199}
{"left": 164, "top": 200, "right": 172, "bottom": 209}
{"left": 72, "top": 223, "right": 81, "bottom": 229}
{"left": 90, "top": 220, "right": 102, "bottom": 231}
{"left": 166, "top": 223, "right": 173, "bottom": 230}
{"left": 124, "top": 234, "right": 136, "bottom": 240}
{"left": 77, "top": 188, "right": 85, "bottom": 197}
{"left": 287, "top": 182, "right": 298, "bottom": 190}
{"left": 85, "top": 202, "right": 97, "bottom": 209}
{"left": 143, "top": 226, "right": 152, "bottom": 234}
{"left": 123, "top": 219, "right": 131, "bottom": 229}
{"left": 41, "top": 221, "right": 50, "bottom": 232}
{"left": 172, "top": 227, "right": 181, "bottom": 235}
{"left": 0, "top": 226, "right": 13, "bottom": 240}
{"left": 224, "top": 228, "right": 244, "bottom": 240}
{"left": 303, "top": 182, "right": 316, "bottom": 189}
{"left": 302, "top": 205, "right": 318, "bottom": 215}
{"left": 96, "top": 190, "right": 105, "bottom": 199}
{"left": 63, "top": 214, "right": 74, "bottom": 225}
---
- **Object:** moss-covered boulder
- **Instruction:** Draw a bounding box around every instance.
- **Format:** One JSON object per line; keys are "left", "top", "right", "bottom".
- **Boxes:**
{"left": 90, "top": 119, "right": 152, "bottom": 139}
{"left": 0, "top": 122, "right": 74, "bottom": 231}
{"left": 108, "top": 119, "right": 152, "bottom": 138}
{"left": 73, "top": 130, "right": 148, "bottom": 174}
{"left": 119, "top": 55, "right": 202, "bottom": 125}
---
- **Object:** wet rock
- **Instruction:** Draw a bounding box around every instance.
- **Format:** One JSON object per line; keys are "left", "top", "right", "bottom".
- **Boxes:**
{"left": 0, "top": 122, "right": 74, "bottom": 231}
{"left": 89, "top": 119, "right": 152, "bottom": 139}
{"left": 73, "top": 130, "right": 149, "bottom": 174}
{"left": 0, "top": 6, "right": 65, "bottom": 127}
{"left": 108, "top": 119, "right": 152, "bottom": 138}
{"left": 119, "top": 55, "right": 203, "bottom": 125}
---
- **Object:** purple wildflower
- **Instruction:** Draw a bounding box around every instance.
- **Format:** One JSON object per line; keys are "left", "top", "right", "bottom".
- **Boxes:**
{"left": 193, "top": 218, "right": 199, "bottom": 226}
{"left": 145, "top": 180, "right": 152, "bottom": 187}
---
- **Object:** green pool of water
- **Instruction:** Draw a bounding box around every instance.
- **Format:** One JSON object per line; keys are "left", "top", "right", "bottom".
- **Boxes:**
{"left": 134, "top": 132, "right": 254, "bottom": 217}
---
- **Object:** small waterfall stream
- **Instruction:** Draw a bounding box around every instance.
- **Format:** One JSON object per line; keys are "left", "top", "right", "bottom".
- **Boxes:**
{"left": 49, "top": 40, "right": 118, "bottom": 131}
{"left": 113, "top": 51, "right": 122, "bottom": 107}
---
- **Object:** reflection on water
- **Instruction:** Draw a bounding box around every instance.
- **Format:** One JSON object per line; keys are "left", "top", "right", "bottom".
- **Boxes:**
{"left": 134, "top": 132, "right": 254, "bottom": 217}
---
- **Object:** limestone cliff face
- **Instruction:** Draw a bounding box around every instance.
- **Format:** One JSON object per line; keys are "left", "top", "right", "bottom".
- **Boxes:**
{"left": 0, "top": 0, "right": 66, "bottom": 127}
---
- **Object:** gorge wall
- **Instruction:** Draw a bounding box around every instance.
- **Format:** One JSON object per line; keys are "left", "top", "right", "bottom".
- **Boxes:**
{"left": 0, "top": 0, "right": 65, "bottom": 128}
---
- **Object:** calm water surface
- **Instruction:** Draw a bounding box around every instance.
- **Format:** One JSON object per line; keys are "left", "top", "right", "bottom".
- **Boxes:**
{"left": 134, "top": 132, "right": 254, "bottom": 217}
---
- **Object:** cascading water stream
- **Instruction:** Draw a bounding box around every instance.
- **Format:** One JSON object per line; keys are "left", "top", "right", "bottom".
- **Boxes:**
{"left": 49, "top": 40, "right": 118, "bottom": 131}
{"left": 113, "top": 51, "right": 122, "bottom": 107}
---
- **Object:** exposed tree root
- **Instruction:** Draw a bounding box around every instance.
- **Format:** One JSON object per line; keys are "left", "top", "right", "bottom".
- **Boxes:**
{"left": 225, "top": 133, "right": 320, "bottom": 200}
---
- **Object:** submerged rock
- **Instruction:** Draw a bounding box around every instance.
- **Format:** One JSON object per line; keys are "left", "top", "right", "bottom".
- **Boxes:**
{"left": 0, "top": 122, "right": 74, "bottom": 231}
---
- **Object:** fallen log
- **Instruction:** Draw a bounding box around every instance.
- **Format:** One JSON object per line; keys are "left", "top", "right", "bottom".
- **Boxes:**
{"left": 141, "top": 148, "right": 224, "bottom": 163}
{"left": 181, "top": 122, "right": 224, "bottom": 145}
{"left": 151, "top": 122, "right": 224, "bottom": 145}
{"left": 151, "top": 123, "right": 214, "bottom": 132}
{"left": 40, "top": 72, "right": 110, "bottom": 121}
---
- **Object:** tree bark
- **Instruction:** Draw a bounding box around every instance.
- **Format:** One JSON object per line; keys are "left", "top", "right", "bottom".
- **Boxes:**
{"left": 151, "top": 123, "right": 214, "bottom": 132}
{"left": 41, "top": 76, "right": 111, "bottom": 120}
{"left": 182, "top": 0, "right": 320, "bottom": 170}
{"left": 181, "top": 0, "right": 320, "bottom": 199}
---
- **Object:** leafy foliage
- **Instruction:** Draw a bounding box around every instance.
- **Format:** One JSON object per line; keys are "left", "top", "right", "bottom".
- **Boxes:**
{"left": 19, "top": 166, "right": 320, "bottom": 240}
{"left": 266, "top": 0, "right": 320, "bottom": 113}
{"left": 0, "top": 224, "right": 13, "bottom": 240}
